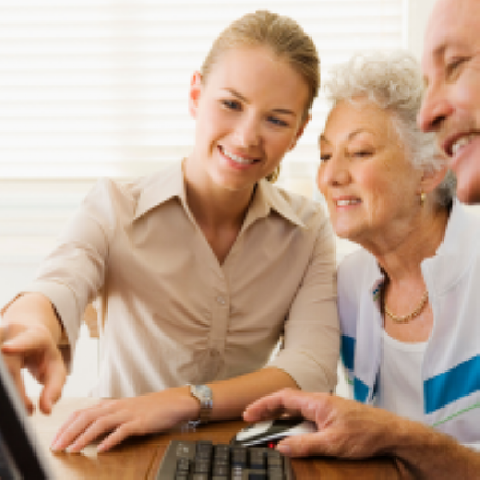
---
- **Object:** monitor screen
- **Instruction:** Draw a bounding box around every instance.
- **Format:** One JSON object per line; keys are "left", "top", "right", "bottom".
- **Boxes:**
{"left": 0, "top": 354, "right": 52, "bottom": 479}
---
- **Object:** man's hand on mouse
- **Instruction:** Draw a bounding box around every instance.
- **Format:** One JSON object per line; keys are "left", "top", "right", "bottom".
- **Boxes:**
{"left": 243, "top": 388, "right": 402, "bottom": 459}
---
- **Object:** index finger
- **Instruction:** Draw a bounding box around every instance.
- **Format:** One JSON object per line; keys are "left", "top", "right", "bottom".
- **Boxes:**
{"left": 51, "top": 401, "right": 108, "bottom": 450}
{"left": 1, "top": 350, "right": 34, "bottom": 414}
{"left": 38, "top": 363, "right": 66, "bottom": 415}
{"left": 0, "top": 324, "right": 12, "bottom": 345}
{"left": 243, "top": 389, "right": 303, "bottom": 423}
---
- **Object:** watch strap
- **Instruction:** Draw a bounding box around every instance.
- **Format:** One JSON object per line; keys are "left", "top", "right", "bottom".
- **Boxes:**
{"left": 187, "top": 384, "right": 213, "bottom": 427}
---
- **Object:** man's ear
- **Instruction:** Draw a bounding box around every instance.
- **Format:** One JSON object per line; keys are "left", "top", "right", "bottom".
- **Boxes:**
{"left": 288, "top": 113, "right": 311, "bottom": 151}
{"left": 419, "top": 164, "right": 449, "bottom": 195}
{"left": 189, "top": 71, "right": 203, "bottom": 119}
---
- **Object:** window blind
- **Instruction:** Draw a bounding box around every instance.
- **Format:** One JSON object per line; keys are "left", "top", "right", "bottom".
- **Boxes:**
{"left": 0, "top": 0, "right": 406, "bottom": 304}
{"left": 0, "top": 0, "right": 406, "bottom": 179}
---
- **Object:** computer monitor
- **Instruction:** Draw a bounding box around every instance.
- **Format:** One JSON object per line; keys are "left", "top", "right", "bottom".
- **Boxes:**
{"left": 0, "top": 353, "right": 53, "bottom": 479}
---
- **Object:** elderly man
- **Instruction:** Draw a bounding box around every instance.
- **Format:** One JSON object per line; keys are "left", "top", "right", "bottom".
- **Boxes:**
{"left": 418, "top": 0, "right": 480, "bottom": 204}
{"left": 244, "top": 2, "right": 480, "bottom": 479}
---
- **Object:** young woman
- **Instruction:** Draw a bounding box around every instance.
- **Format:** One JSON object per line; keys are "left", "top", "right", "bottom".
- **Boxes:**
{"left": 1, "top": 10, "right": 339, "bottom": 452}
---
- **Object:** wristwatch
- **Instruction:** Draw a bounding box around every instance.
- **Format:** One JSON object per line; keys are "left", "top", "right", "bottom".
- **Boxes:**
{"left": 188, "top": 384, "right": 213, "bottom": 427}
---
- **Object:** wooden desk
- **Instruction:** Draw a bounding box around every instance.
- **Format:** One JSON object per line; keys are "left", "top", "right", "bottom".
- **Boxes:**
{"left": 31, "top": 398, "right": 401, "bottom": 479}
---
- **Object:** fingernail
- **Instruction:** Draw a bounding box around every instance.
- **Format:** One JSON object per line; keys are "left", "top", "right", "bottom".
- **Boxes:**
{"left": 50, "top": 441, "right": 61, "bottom": 452}
{"left": 277, "top": 444, "right": 291, "bottom": 455}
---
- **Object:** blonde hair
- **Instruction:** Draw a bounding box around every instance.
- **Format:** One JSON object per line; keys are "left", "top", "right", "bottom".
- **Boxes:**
{"left": 201, "top": 10, "right": 320, "bottom": 183}
{"left": 202, "top": 10, "right": 319, "bottom": 114}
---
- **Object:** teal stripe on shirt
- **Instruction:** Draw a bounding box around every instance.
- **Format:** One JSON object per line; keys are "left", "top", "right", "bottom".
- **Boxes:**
{"left": 424, "top": 355, "right": 480, "bottom": 414}
{"left": 354, "top": 377, "right": 369, "bottom": 403}
{"left": 341, "top": 335, "right": 355, "bottom": 371}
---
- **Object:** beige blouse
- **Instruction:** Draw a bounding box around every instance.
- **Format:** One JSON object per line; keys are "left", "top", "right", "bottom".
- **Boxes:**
{"left": 25, "top": 161, "right": 339, "bottom": 398}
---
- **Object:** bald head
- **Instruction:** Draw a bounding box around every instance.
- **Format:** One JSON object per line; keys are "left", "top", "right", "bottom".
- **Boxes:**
{"left": 418, "top": 0, "right": 480, "bottom": 204}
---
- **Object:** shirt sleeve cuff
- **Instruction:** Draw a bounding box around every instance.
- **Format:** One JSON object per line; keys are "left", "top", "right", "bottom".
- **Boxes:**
{"left": 22, "top": 280, "right": 83, "bottom": 357}
{"left": 268, "top": 348, "right": 338, "bottom": 393}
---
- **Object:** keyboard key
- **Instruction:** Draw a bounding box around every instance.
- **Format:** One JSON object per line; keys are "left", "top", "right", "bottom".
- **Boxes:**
{"left": 176, "top": 457, "right": 191, "bottom": 473}
{"left": 213, "top": 464, "right": 229, "bottom": 476}
{"left": 215, "top": 445, "right": 230, "bottom": 456}
{"left": 248, "top": 448, "right": 266, "bottom": 469}
{"left": 197, "top": 441, "right": 214, "bottom": 457}
{"left": 247, "top": 469, "right": 267, "bottom": 480}
{"left": 267, "top": 450, "right": 283, "bottom": 465}
{"left": 194, "top": 459, "right": 211, "bottom": 474}
{"left": 231, "top": 447, "right": 248, "bottom": 467}
{"left": 174, "top": 474, "right": 189, "bottom": 480}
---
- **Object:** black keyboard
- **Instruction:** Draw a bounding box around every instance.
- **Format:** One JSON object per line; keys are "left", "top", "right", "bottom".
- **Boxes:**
{"left": 156, "top": 439, "right": 295, "bottom": 479}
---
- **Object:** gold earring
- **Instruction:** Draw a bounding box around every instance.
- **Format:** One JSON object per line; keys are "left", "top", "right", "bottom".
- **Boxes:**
{"left": 420, "top": 192, "right": 426, "bottom": 205}
{"left": 266, "top": 165, "right": 280, "bottom": 183}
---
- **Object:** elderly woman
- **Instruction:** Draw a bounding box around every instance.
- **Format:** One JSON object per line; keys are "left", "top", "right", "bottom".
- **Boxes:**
{"left": 245, "top": 52, "right": 480, "bottom": 479}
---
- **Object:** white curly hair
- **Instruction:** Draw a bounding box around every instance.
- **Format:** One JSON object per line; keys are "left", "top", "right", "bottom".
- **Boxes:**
{"left": 323, "top": 51, "right": 455, "bottom": 206}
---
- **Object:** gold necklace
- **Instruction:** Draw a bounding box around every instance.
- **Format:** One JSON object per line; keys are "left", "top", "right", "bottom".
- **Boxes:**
{"left": 384, "top": 290, "right": 429, "bottom": 324}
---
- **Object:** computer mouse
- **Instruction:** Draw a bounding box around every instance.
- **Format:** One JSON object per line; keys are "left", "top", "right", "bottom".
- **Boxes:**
{"left": 231, "top": 416, "right": 317, "bottom": 447}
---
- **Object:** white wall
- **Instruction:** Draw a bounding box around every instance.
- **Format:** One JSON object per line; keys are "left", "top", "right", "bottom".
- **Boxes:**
{"left": 406, "top": 0, "right": 437, "bottom": 59}
{"left": 0, "top": 180, "right": 99, "bottom": 397}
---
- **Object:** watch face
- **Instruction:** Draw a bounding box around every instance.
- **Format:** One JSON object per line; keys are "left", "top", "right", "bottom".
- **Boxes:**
{"left": 192, "top": 384, "right": 211, "bottom": 400}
